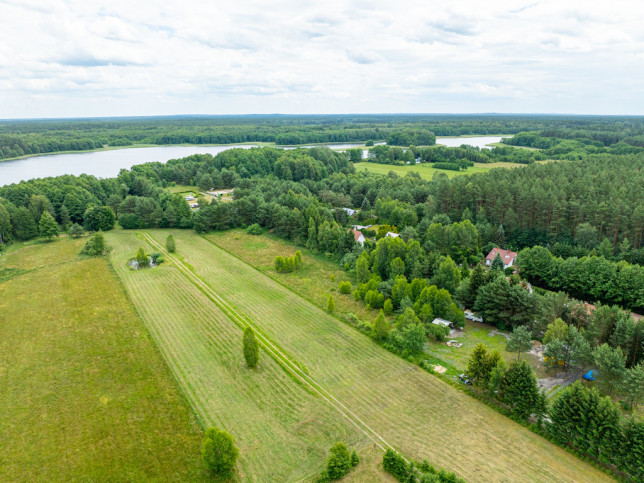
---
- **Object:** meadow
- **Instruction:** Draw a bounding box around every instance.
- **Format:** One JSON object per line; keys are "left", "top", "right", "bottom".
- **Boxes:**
{"left": 137, "top": 228, "right": 611, "bottom": 482}
{"left": 352, "top": 161, "right": 523, "bottom": 179}
{"left": 0, "top": 237, "right": 207, "bottom": 481}
{"left": 105, "top": 230, "right": 380, "bottom": 481}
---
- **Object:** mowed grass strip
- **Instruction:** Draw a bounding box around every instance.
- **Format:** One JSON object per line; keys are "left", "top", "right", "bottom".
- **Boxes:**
{"left": 155, "top": 229, "right": 613, "bottom": 482}
{"left": 0, "top": 238, "right": 206, "bottom": 482}
{"left": 106, "top": 230, "right": 370, "bottom": 482}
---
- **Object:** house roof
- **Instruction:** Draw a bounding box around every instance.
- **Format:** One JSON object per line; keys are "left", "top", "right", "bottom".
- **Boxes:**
{"left": 385, "top": 232, "right": 400, "bottom": 238}
{"left": 486, "top": 247, "right": 517, "bottom": 263}
{"left": 348, "top": 228, "right": 364, "bottom": 242}
{"left": 431, "top": 318, "right": 453, "bottom": 327}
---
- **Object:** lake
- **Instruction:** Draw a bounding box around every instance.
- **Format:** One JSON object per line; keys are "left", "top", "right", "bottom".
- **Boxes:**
{"left": 0, "top": 137, "right": 509, "bottom": 186}
{"left": 0, "top": 145, "right": 258, "bottom": 187}
{"left": 435, "top": 135, "right": 507, "bottom": 149}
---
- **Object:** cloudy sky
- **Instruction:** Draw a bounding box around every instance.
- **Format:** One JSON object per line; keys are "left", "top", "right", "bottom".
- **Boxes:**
{"left": 1, "top": 0, "right": 643, "bottom": 118}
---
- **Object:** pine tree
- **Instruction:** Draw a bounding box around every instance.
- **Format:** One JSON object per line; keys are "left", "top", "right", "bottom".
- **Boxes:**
{"left": 467, "top": 343, "right": 488, "bottom": 383}
{"left": 68, "top": 223, "right": 84, "bottom": 238}
{"left": 327, "top": 295, "right": 335, "bottom": 313}
{"left": 499, "top": 360, "right": 540, "bottom": 421}
{"left": 372, "top": 310, "right": 389, "bottom": 340}
{"left": 242, "top": 327, "right": 259, "bottom": 368}
{"left": 38, "top": 211, "right": 59, "bottom": 240}
{"left": 506, "top": 326, "right": 533, "bottom": 361}
{"left": 620, "top": 363, "right": 644, "bottom": 409}
{"left": 490, "top": 252, "right": 505, "bottom": 271}
{"left": 383, "top": 298, "right": 394, "bottom": 315}
{"left": 59, "top": 205, "right": 71, "bottom": 230}
{"left": 294, "top": 250, "right": 303, "bottom": 268}
{"left": 326, "top": 442, "right": 351, "bottom": 480}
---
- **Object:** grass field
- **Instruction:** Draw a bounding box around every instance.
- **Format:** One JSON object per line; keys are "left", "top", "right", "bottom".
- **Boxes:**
{"left": 106, "top": 230, "right": 380, "bottom": 481}
{"left": 0, "top": 237, "right": 207, "bottom": 481}
{"left": 130, "top": 229, "right": 612, "bottom": 482}
{"left": 352, "top": 161, "right": 527, "bottom": 179}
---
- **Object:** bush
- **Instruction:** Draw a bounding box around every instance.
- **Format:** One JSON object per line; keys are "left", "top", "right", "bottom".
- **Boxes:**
{"left": 166, "top": 234, "right": 176, "bottom": 252}
{"left": 247, "top": 223, "right": 263, "bottom": 235}
{"left": 274, "top": 252, "right": 303, "bottom": 273}
{"left": 326, "top": 442, "right": 351, "bottom": 480}
{"left": 68, "top": 223, "right": 84, "bottom": 238}
{"left": 202, "top": 427, "right": 239, "bottom": 477}
{"left": 350, "top": 450, "right": 360, "bottom": 467}
{"left": 338, "top": 281, "right": 352, "bottom": 294}
{"left": 79, "top": 232, "right": 106, "bottom": 256}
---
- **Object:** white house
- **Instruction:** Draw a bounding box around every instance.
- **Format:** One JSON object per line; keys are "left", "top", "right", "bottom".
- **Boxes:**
{"left": 485, "top": 247, "right": 518, "bottom": 269}
{"left": 185, "top": 195, "right": 195, "bottom": 201}
{"left": 385, "top": 232, "right": 400, "bottom": 239}
{"left": 349, "top": 229, "right": 366, "bottom": 246}
{"left": 342, "top": 207, "right": 357, "bottom": 216}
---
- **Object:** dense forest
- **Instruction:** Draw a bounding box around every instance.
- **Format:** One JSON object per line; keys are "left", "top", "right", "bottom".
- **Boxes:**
{"left": 3, "top": 114, "right": 644, "bottom": 160}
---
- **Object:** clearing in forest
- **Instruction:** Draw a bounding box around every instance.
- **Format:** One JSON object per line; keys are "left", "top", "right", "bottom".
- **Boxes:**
{"left": 120, "top": 229, "right": 611, "bottom": 482}
{"left": 0, "top": 237, "right": 206, "bottom": 482}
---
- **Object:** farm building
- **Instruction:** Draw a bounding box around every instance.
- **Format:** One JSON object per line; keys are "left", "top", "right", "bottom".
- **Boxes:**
{"left": 485, "top": 247, "right": 518, "bottom": 268}
{"left": 431, "top": 318, "right": 454, "bottom": 329}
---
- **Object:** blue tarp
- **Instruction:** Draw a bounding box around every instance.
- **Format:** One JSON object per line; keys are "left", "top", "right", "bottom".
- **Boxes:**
{"left": 583, "top": 370, "right": 598, "bottom": 381}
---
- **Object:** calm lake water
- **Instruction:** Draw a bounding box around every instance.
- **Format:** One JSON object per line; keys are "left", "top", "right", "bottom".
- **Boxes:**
{"left": 0, "top": 137, "right": 508, "bottom": 186}
{"left": 435, "top": 136, "right": 506, "bottom": 149}
{"left": 0, "top": 145, "right": 258, "bottom": 186}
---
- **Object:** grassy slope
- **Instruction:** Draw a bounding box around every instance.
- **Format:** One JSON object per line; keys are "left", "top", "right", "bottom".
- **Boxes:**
{"left": 0, "top": 237, "right": 206, "bottom": 482}
{"left": 106, "top": 230, "right": 385, "bottom": 482}
{"left": 161, "top": 229, "right": 610, "bottom": 483}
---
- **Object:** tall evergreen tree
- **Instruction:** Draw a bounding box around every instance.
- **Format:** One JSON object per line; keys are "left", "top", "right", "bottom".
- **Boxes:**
{"left": 242, "top": 327, "right": 259, "bottom": 368}
{"left": 499, "top": 360, "right": 541, "bottom": 421}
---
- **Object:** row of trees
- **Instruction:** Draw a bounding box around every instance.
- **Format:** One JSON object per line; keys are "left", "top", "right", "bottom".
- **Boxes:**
{"left": 517, "top": 245, "right": 644, "bottom": 311}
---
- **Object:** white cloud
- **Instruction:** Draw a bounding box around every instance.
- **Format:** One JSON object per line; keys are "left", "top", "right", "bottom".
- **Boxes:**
{"left": 1, "top": 0, "right": 644, "bottom": 117}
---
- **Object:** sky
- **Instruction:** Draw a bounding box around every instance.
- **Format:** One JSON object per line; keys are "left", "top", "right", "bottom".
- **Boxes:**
{"left": 1, "top": 0, "right": 644, "bottom": 118}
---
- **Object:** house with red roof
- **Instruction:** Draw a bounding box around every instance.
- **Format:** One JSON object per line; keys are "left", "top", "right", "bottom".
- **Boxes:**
{"left": 486, "top": 247, "right": 518, "bottom": 269}
{"left": 349, "top": 228, "right": 366, "bottom": 246}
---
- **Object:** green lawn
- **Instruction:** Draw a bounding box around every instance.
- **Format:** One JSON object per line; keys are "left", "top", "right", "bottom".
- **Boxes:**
{"left": 143, "top": 229, "right": 611, "bottom": 482}
{"left": 0, "top": 237, "right": 207, "bottom": 482}
{"left": 352, "top": 161, "right": 525, "bottom": 179}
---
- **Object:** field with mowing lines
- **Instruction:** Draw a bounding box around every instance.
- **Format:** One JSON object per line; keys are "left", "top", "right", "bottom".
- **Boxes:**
{"left": 147, "top": 229, "right": 612, "bottom": 482}
{"left": 106, "top": 230, "right": 382, "bottom": 481}
{"left": 0, "top": 237, "right": 206, "bottom": 481}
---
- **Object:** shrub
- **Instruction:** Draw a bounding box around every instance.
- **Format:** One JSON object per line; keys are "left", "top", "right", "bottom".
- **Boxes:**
{"left": 68, "top": 223, "right": 84, "bottom": 238}
{"left": 274, "top": 252, "right": 303, "bottom": 273}
{"left": 327, "top": 295, "right": 335, "bottom": 313}
{"left": 383, "top": 298, "right": 394, "bottom": 315}
{"left": 350, "top": 450, "right": 360, "bottom": 467}
{"left": 80, "top": 232, "right": 106, "bottom": 256}
{"left": 326, "top": 442, "right": 351, "bottom": 480}
{"left": 246, "top": 223, "right": 263, "bottom": 235}
{"left": 202, "top": 427, "right": 239, "bottom": 477}
{"left": 338, "top": 281, "right": 352, "bottom": 294}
